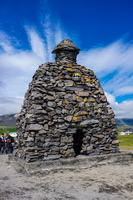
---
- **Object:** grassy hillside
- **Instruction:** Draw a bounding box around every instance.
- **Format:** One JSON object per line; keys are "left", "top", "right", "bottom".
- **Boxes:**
{"left": 0, "top": 126, "right": 17, "bottom": 135}
{"left": 0, "top": 114, "right": 16, "bottom": 126}
{"left": 116, "top": 118, "right": 133, "bottom": 126}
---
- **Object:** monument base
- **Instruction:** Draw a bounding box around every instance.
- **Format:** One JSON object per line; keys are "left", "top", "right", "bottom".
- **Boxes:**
{"left": 8, "top": 151, "right": 133, "bottom": 174}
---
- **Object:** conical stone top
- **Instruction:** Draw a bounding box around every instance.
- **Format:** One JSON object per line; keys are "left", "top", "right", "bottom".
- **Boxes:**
{"left": 52, "top": 39, "right": 80, "bottom": 53}
{"left": 52, "top": 39, "right": 80, "bottom": 64}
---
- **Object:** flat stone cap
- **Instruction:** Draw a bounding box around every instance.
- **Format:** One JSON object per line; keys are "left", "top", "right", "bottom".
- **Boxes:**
{"left": 52, "top": 39, "right": 80, "bottom": 54}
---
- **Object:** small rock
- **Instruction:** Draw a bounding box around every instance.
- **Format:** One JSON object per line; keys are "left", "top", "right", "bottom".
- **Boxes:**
{"left": 64, "top": 115, "right": 73, "bottom": 122}
{"left": 112, "top": 140, "right": 120, "bottom": 144}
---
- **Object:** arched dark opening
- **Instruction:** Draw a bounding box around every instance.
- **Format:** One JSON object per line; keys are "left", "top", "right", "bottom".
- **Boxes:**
{"left": 73, "top": 129, "right": 84, "bottom": 156}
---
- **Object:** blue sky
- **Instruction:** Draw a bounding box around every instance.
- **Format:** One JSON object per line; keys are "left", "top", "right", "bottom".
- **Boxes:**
{"left": 0, "top": 0, "right": 133, "bottom": 118}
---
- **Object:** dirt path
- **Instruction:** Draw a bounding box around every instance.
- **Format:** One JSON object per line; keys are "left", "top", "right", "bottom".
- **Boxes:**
{"left": 0, "top": 154, "right": 133, "bottom": 200}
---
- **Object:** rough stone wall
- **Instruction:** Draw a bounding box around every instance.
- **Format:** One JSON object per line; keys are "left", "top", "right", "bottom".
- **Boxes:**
{"left": 55, "top": 50, "right": 78, "bottom": 64}
{"left": 15, "top": 61, "right": 119, "bottom": 162}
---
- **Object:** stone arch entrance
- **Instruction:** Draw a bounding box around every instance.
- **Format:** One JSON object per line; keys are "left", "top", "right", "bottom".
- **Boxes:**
{"left": 73, "top": 129, "right": 84, "bottom": 156}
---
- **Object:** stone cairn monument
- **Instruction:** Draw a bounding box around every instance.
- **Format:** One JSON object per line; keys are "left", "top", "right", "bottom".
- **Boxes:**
{"left": 15, "top": 39, "right": 119, "bottom": 163}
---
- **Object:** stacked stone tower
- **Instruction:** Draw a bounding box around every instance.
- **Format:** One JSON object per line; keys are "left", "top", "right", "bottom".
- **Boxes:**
{"left": 15, "top": 39, "right": 119, "bottom": 162}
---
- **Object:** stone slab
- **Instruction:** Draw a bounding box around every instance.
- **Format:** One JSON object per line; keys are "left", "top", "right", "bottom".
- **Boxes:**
{"left": 8, "top": 151, "right": 133, "bottom": 174}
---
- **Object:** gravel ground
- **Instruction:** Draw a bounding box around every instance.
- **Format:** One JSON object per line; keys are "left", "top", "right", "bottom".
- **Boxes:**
{"left": 0, "top": 154, "right": 133, "bottom": 200}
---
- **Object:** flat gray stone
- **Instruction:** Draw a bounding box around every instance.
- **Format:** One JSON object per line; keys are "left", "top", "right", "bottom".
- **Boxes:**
{"left": 65, "top": 87, "right": 84, "bottom": 91}
{"left": 26, "top": 124, "right": 43, "bottom": 131}
{"left": 64, "top": 80, "right": 74, "bottom": 86}
{"left": 72, "top": 76, "right": 81, "bottom": 82}
{"left": 43, "top": 155, "right": 62, "bottom": 160}
{"left": 47, "top": 101, "right": 56, "bottom": 107}
{"left": 80, "top": 119, "right": 99, "bottom": 126}
{"left": 54, "top": 87, "right": 65, "bottom": 92}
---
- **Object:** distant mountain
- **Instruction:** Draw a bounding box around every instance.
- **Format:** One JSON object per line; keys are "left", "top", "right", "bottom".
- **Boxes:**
{"left": 0, "top": 114, "right": 16, "bottom": 126}
{"left": 116, "top": 118, "right": 133, "bottom": 126}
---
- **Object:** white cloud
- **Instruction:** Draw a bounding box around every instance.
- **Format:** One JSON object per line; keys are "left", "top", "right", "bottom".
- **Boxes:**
{"left": 0, "top": 27, "right": 48, "bottom": 115}
{"left": 0, "top": 21, "right": 68, "bottom": 115}
{"left": 114, "top": 86, "right": 133, "bottom": 96}
{"left": 54, "top": 23, "right": 68, "bottom": 45}
{"left": 0, "top": 21, "right": 133, "bottom": 118}
{"left": 78, "top": 39, "right": 133, "bottom": 75}
{"left": 78, "top": 39, "right": 133, "bottom": 99}
{"left": 0, "top": 30, "right": 15, "bottom": 54}
{"left": 0, "top": 96, "right": 24, "bottom": 115}
{"left": 105, "top": 92, "right": 133, "bottom": 118}
{"left": 25, "top": 26, "right": 47, "bottom": 61}
{"left": 105, "top": 92, "right": 116, "bottom": 105}
{"left": 79, "top": 40, "right": 133, "bottom": 118}
{"left": 43, "top": 15, "right": 54, "bottom": 61}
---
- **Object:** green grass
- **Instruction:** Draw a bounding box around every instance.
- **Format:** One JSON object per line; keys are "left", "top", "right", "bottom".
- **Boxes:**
{"left": 118, "top": 134, "right": 133, "bottom": 150}
{"left": 8, "top": 117, "right": 13, "bottom": 121}
{"left": 0, "top": 122, "right": 8, "bottom": 126}
{"left": 0, "top": 122, "right": 16, "bottom": 127}
{"left": 0, "top": 126, "right": 17, "bottom": 135}
{"left": 117, "top": 126, "right": 124, "bottom": 132}
{"left": 117, "top": 127, "right": 133, "bottom": 150}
